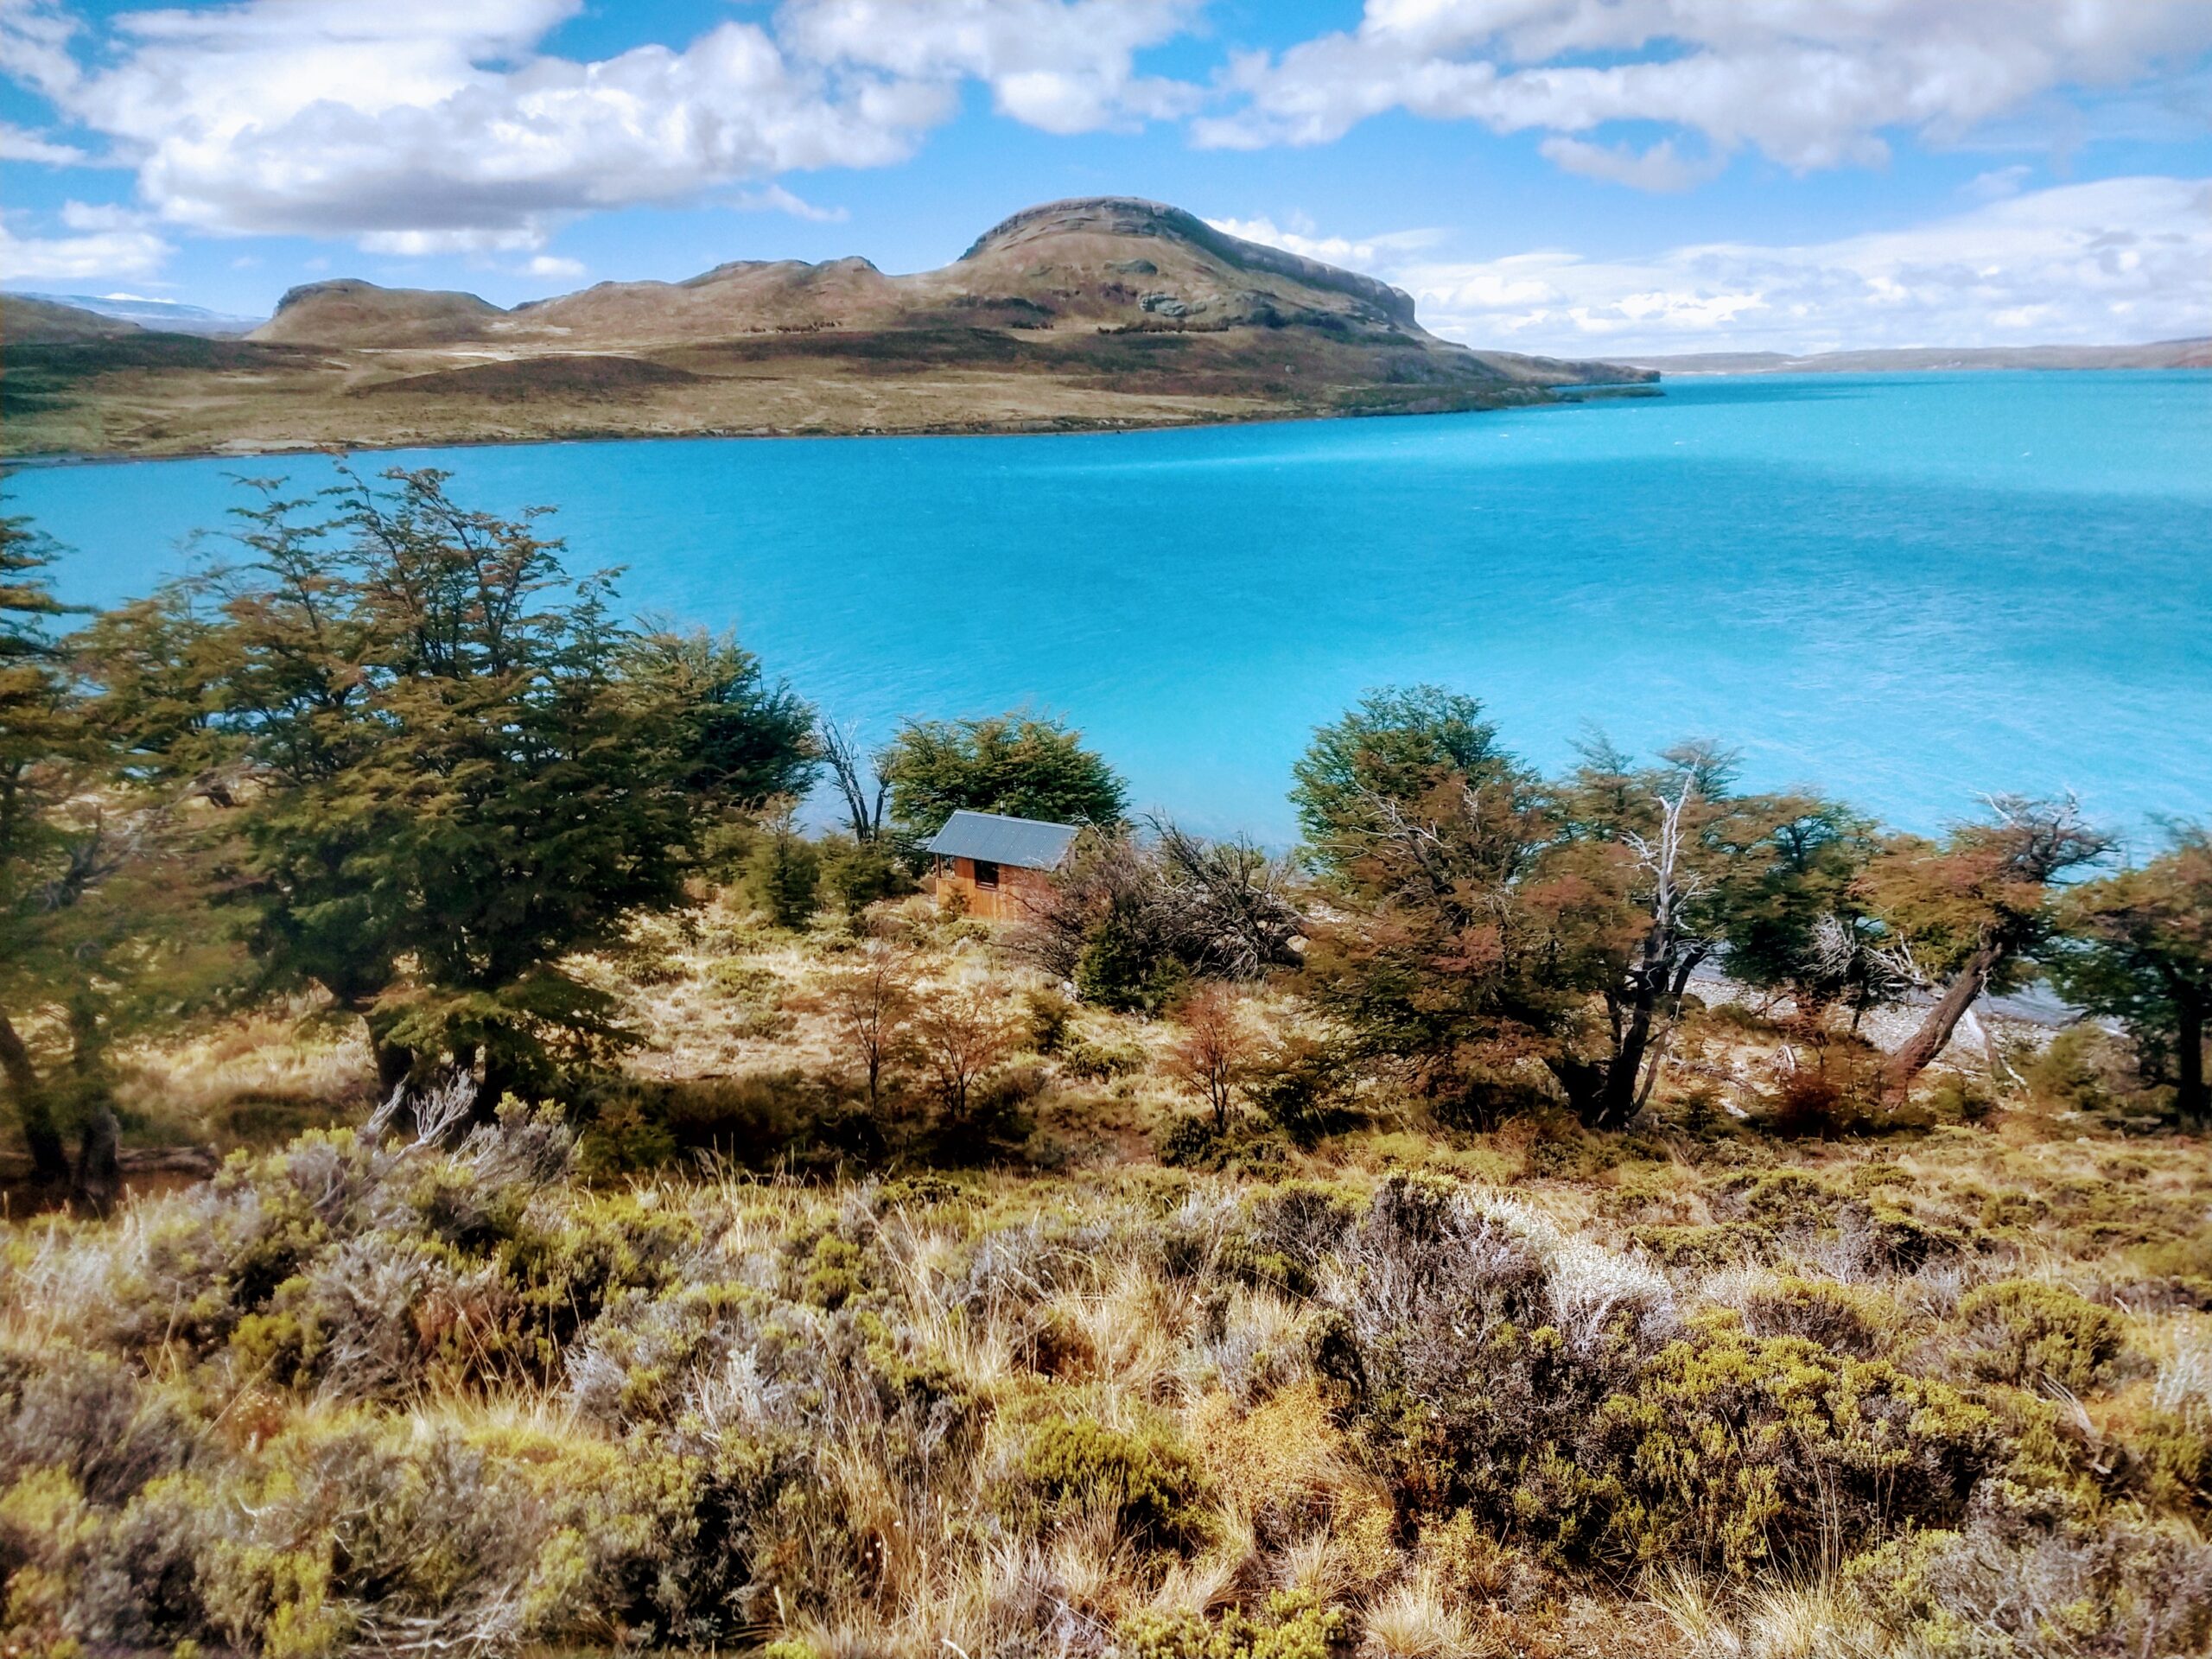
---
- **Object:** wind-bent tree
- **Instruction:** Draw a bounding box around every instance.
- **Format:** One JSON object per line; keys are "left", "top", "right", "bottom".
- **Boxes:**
{"left": 1861, "top": 797, "right": 2111, "bottom": 1105}
{"left": 1296, "top": 691, "right": 1866, "bottom": 1128}
{"left": 1546, "top": 741, "right": 1852, "bottom": 1127}
{"left": 880, "top": 710, "right": 1127, "bottom": 853}
{"left": 83, "top": 467, "right": 810, "bottom": 1113}
{"left": 2049, "top": 828, "right": 2212, "bottom": 1124}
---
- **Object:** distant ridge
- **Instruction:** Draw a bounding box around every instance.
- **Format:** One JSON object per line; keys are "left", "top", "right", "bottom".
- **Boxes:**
{"left": 15, "top": 291, "right": 263, "bottom": 336}
{"left": 6, "top": 195, "right": 1655, "bottom": 460}
{"left": 1623, "top": 339, "right": 2212, "bottom": 374}
{"left": 2, "top": 294, "right": 146, "bottom": 345}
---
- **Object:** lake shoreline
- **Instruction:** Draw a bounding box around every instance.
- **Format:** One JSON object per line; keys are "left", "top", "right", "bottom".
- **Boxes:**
{"left": 1, "top": 383, "right": 1664, "bottom": 470}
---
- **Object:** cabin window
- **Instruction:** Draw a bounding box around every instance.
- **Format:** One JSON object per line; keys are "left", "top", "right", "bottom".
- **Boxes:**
{"left": 971, "top": 859, "right": 1001, "bottom": 889}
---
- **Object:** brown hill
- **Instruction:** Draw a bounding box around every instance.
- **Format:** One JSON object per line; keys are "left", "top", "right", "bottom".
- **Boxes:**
{"left": 2, "top": 295, "right": 146, "bottom": 346}
{"left": 253, "top": 279, "right": 505, "bottom": 347}
{"left": 12, "top": 196, "right": 1656, "bottom": 460}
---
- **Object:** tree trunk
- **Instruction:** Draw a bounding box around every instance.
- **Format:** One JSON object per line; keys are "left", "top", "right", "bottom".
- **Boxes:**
{"left": 374, "top": 1037, "right": 416, "bottom": 1103}
{"left": 0, "top": 1010, "right": 67, "bottom": 1186}
{"left": 71, "top": 1105, "right": 121, "bottom": 1217}
{"left": 1881, "top": 938, "right": 2007, "bottom": 1105}
{"left": 2176, "top": 989, "right": 2208, "bottom": 1128}
{"left": 1548, "top": 1055, "right": 1611, "bottom": 1128}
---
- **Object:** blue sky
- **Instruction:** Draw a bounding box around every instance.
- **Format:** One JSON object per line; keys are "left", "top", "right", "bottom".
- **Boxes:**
{"left": 4, "top": 0, "right": 2209, "bottom": 353}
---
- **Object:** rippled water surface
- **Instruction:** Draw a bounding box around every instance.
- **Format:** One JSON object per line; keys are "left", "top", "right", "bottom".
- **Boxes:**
{"left": 17, "top": 371, "right": 2209, "bottom": 842}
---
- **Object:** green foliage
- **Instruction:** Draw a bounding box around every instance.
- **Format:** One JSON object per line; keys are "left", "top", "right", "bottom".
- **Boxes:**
{"left": 1289, "top": 683, "right": 1503, "bottom": 875}
{"left": 1155, "top": 1111, "right": 1227, "bottom": 1168}
{"left": 1121, "top": 1591, "right": 1348, "bottom": 1659}
{"left": 1583, "top": 1321, "right": 1999, "bottom": 1573}
{"left": 2049, "top": 829, "right": 2212, "bottom": 1124}
{"left": 743, "top": 819, "right": 823, "bottom": 930}
{"left": 1021, "top": 985, "right": 1074, "bottom": 1053}
{"left": 73, "top": 467, "right": 807, "bottom": 1101}
{"left": 0, "top": 512, "right": 241, "bottom": 1185}
{"left": 1015, "top": 1417, "right": 1209, "bottom": 1550}
{"left": 816, "top": 832, "right": 912, "bottom": 916}
{"left": 1057, "top": 1031, "right": 1143, "bottom": 1080}
{"left": 1074, "top": 897, "right": 1188, "bottom": 1012}
{"left": 1244, "top": 1033, "right": 1360, "bottom": 1143}
{"left": 1955, "top": 1281, "right": 2126, "bottom": 1394}
{"left": 880, "top": 710, "right": 1127, "bottom": 849}
{"left": 621, "top": 626, "right": 817, "bottom": 808}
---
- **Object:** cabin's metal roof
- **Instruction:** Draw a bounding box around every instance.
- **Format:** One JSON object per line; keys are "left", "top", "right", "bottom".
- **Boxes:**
{"left": 924, "top": 810, "right": 1080, "bottom": 870}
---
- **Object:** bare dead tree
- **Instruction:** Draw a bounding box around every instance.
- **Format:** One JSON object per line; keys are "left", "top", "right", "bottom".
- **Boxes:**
{"left": 1019, "top": 821, "right": 1306, "bottom": 986}
{"left": 819, "top": 719, "right": 888, "bottom": 843}
{"left": 1151, "top": 817, "right": 1306, "bottom": 977}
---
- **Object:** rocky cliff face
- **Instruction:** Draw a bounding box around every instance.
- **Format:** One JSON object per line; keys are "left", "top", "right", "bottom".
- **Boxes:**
{"left": 948, "top": 197, "right": 1421, "bottom": 330}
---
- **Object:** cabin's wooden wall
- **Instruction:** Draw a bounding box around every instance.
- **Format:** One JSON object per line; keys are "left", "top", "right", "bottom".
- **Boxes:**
{"left": 930, "top": 856, "right": 1052, "bottom": 921}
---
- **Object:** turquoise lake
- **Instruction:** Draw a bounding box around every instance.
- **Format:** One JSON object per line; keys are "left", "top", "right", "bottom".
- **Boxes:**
{"left": 11, "top": 371, "right": 2209, "bottom": 844}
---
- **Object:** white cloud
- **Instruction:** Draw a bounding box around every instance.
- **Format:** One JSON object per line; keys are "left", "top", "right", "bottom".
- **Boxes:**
{"left": 0, "top": 0, "right": 1203, "bottom": 254}
{"left": 779, "top": 0, "right": 1201, "bottom": 135}
{"left": 0, "top": 0, "right": 79, "bottom": 97}
{"left": 41, "top": 1, "right": 949, "bottom": 251}
{"left": 1205, "top": 213, "right": 1442, "bottom": 273}
{"left": 0, "top": 118, "right": 84, "bottom": 163}
{"left": 525, "top": 253, "right": 583, "bottom": 278}
{"left": 730, "top": 182, "right": 850, "bottom": 223}
{"left": 1382, "top": 175, "right": 2212, "bottom": 356}
{"left": 1538, "top": 136, "right": 1721, "bottom": 194}
{"left": 1196, "top": 2, "right": 2212, "bottom": 186}
{"left": 1962, "top": 164, "right": 2033, "bottom": 202}
{"left": 0, "top": 203, "right": 171, "bottom": 280}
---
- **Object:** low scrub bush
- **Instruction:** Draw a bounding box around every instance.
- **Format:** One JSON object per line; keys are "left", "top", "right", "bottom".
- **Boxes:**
{"left": 1736, "top": 1274, "right": 1893, "bottom": 1358}
{"left": 1119, "top": 1591, "right": 1347, "bottom": 1659}
{"left": 1955, "top": 1281, "right": 2127, "bottom": 1394}
{"left": 1014, "top": 1416, "right": 1211, "bottom": 1551}
{"left": 1849, "top": 1507, "right": 2212, "bottom": 1659}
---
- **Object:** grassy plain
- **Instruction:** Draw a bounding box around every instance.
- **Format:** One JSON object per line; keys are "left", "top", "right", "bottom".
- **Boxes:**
{"left": 3, "top": 887, "right": 2208, "bottom": 1658}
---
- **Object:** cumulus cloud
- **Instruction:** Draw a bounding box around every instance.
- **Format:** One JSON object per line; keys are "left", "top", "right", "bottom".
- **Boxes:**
{"left": 2, "top": 0, "right": 1198, "bottom": 254}
{"left": 0, "top": 202, "right": 171, "bottom": 280}
{"left": 524, "top": 253, "right": 583, "bottom": 278}
{"left": 1195, "top": 1, "right": 2212, "bottom": 184}
{"left": 1384, "top": 175, "right": 2212, "bottom": 356}
{"left": 779, "top": 0, "right": 1201, "bottom": 135}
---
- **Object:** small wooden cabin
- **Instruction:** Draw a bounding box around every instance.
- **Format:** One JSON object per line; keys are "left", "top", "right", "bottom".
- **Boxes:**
{"left": 924, "top": 810, "right": 1079, "bottom": 920}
